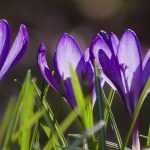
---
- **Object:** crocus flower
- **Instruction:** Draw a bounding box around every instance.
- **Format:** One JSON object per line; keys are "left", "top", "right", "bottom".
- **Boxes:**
{"left": 0, "top": 19, "right": 28, "bottom": 80}
{"left": 90, "top": 29, "right": 150, "bottom": 149}
{"left": 38, "top": 33, "right": 94, "bottom": 108}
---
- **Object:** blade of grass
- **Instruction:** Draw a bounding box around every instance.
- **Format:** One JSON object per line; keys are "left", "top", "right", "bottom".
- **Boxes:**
{"left": 43, "top": 107, "right": 79, "bottom": 150}
{"left": 94, "top": 63, "right": 106, "bottom": 150}
{"left": 121, "top": 78, "right": 150, "bottom": 150}
{"left": 104, "top": 89, "right": 115, "bottom": 125}
{"left": 30, "top": 123, "right": 40, "bottom": 150}
{"left": 0, "top": 99, "right": 15, "bottom": 147}
{"left": 32, "top": 79, "right": 67, "bottom": 148}
{"left": 19, "top": 70, "right": 35, "bottom": 150}
{"left": 70, "top": 66, "right": 93, "bottom": 129}
{"left": 2, "top": 70, "right": 32, "bottom": 149}
{"left": 102, "top": 90, "right": 122, "bottom": 149}
{"left": 70, "top": 67, "right": 95, "bottom": 149}
{"left": 147, "top": 125, "right": 150, "bottom": 147}
{"left": 12, "top": 109, "right": 45, "bottom": 142}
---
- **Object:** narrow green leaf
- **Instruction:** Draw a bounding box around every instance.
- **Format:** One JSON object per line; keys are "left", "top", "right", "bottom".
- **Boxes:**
{"left": 94, "top": 63, "right": 106, "bottom": 150}
{"left": 70, "top": 67, "right": 93, "bottom": 129}
{"left": 0, "top": 99, "right": 15, "bottom": 147}
{"left": 104, "top": 89, "right": 115, "bottom": 125}
{"left": 2, "top": 70, "right": 32, "bottom": 150}
{"left": 147, "top": 125, "right": 150, "bottom": 147}
{"left": 59, "top": 107, "right": 79, "bottom": 133}
{"left": 32, "top": 79, "right": 67, "bottom": 148}
{"left": 102, "top": 90, "right": 122, "bottom": 149}
{"left": 20, "top": 70, "right": 35, "bottom": 150}
{"left": 12, "top": 109, "right": 45, "bottom": 141}
{"left": 30, "top": 123, "right": 40, "bottom": 150}
{"left": 121, "top": 78, "right": 150, "bottom": 150}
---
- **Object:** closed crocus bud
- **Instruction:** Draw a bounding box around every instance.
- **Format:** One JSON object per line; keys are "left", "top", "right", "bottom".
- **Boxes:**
{"left": 38, "top": 33, "right": 95, "bottom": 108}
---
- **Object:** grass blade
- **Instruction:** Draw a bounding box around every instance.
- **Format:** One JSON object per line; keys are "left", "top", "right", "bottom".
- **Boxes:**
{"left": 147, "top": 125, "right": 150, "bottom": 147}
{"left": 70, "top": 67, "right": 93, "bottom": 129}
{"left": 94, "top": 63, "right": 106, "bottom": 150}
{"left": 121, "top": 78, "right": 150, "bottom": 150}
{"left": 0, "top": 99, "right": 15, "bottom": 147}
{"left": 2, "top": 70, "right": 32, "bottom": 149}
{"left": 32, "top": 79, "right": 67, "bottom": 148}
{"left": 19, "top": 70, "right": 35, "bottom": 150}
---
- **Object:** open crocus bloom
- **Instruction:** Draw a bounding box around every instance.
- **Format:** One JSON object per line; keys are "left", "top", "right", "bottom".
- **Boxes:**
{"left": 90, "top": 29, "right": 150, "bottom": 149}
{"left": 0, "top": 19, "right": 28, "bottom": 80}
{"left": 38, "top": 33, "right": 95, "bottom": 108}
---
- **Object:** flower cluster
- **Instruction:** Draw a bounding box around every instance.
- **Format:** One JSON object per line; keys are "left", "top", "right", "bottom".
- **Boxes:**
{"left": 90, "top": 29, "right": 150, "bottom": 149}
{"left": 37, "top": 29, "right": 150, "bottom": 149}
{"left": 1, "top": 18, "right": 150, "bottom": 149}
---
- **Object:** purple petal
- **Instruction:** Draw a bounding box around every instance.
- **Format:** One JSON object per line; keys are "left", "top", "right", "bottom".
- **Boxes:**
{"left": 117, "top": 29, "right": 142, "bottom": 92}
{"left": 98, "top": 50, "right": 124, "bottom": 96}
{"left": 38, "top": 43, "right": 59, "bottom": 91}
{"left": 99, "top": 49, "right": 134, "bottom": 113}
{"left": 77, "top": 49, "right": 94, "bottom": 95}
{"left": 90, "top": 34, "right": 112, "bottom": 66}
{"left": 76, "top": 48, "right": 95, "bottom": 105}
{"left": 0, "top": 24, "right": 28, "bottom": 79}
{"left": 84, "top": 48, "right": 90, "bottom": 62}
{"left": 63, "top": 78, "right": 76, "bottom": 108}
{"left": 110, "top": 32, "right": 119, "bottom": 54}
{"left": 141, "top": 49, "right": 150, "bottom": 94}
{"left": 55, "top": 33, "right": 82, "bottom": 79}
{"left": 0, "top": 19, "right": 10, "bottom": 69}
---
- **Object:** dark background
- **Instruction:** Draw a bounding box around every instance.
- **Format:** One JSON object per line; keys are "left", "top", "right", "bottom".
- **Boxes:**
{"left": 0, "top": 0, "right": 150, "bottom": 145}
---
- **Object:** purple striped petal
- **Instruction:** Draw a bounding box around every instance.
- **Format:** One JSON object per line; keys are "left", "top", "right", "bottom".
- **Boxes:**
{"left": 0, "top": 19, "right": 10, "bottom": 69}
{"left": 55, "top": 33, "right": 82, "bottom": 80}
{"left": 98, "top": 50, "right": 124, "bottom": 96}
{"left": 117, "top": 29, "right": 142, "bottom": 92}
{"left": 0, "top": 24, "right": 28, "bottom": 79}
{"left": 38, "top": 43, "right": 59, "bottom": 91}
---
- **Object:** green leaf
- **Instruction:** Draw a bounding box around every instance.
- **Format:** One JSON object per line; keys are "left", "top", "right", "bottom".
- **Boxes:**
{"left": 104, "top": 88, "right": 115, "bottom": 125}
{"left": 32, "top": 79, "right": 67, "bottom": 149}
{"left": 94, "top": 63, "right": 106, "bottom": 150}
{"left": 0, "top": 99, "right": 15, "bottom": 147}
{"left": 147, "top": 125, "right": 150, "bottom": 147}
{"left": 12, "top": 109, "right": 45, "bottom": 142}
{"left": 121, "top": 78, "right": 150, "bottom": 150}
{"left": 70, "top": 66, "right": 93, "bottom": 129}
{"left": 2, "top": 70, "right": 33, "bottom": 150}
{"left": 30, "top": 123, "right": 40, "bottom": 150}
{"left": 19, "top": 70, "right": 35, "bottom": 150}
{"left": 102, "top": 90, "right": 122, "bottom": 149}
{"left": 59, "top": 107, "right": 79, "bottom": 133}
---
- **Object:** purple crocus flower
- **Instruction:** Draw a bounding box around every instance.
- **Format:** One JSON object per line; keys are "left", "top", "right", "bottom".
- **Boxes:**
{"left": 38, "top": 33, "right": 94, "bottom": 108}
{"left": 90, "top": 29, "right": 150, "bottom": 149}
{"left": 0, "top": 19, "right": 28, "bottom": 80}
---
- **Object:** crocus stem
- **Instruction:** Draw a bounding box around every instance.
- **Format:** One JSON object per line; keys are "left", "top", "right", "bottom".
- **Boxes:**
{"left": 132, "top": 127, "right": 140, "bottom": 150}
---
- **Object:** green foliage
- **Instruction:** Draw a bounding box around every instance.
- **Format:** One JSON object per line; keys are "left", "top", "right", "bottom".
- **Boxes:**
{"left": 0, "top": 69, "right": 149, "bottom": 150}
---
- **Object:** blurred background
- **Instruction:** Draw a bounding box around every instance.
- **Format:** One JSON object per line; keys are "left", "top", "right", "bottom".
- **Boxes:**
{"left": 0, "top": 0, "right": 150, "bottom": 145}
